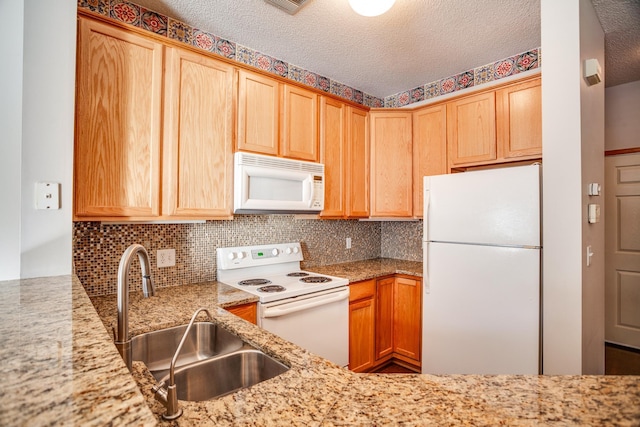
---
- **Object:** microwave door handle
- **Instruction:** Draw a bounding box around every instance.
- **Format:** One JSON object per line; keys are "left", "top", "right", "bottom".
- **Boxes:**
{"left": 307, "top": 178, "right": 314, "bottom": 208}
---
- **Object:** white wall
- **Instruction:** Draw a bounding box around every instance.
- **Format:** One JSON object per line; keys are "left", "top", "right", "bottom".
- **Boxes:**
{"left": 0, "top": 0, "right": 76, "bottom": 280}
{"left": 605, "top": 80, "right": 640, "bottom": 152}
{"left": 579, "top": 0, "right": 605, "bottom": 375}
{"left": 0, "top": 0, "right": 25, "bottom": 281}
{"left": 541, "top": 0, "right": 605, "bottom": 374}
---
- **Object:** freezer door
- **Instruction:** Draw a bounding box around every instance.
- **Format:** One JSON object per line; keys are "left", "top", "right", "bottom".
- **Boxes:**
{"left": 424, "top": 164, "right": 540, "bottom": 247}
{"left": 422, "top": 242, "right": 540, "bottom": 374}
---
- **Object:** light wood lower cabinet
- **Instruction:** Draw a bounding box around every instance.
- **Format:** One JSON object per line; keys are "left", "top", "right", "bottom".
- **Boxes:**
{"left": 392, "top": 277, "right": 422, "bottom": 363}
{"left": 375, "top": 277, "right": 395, "bottom": 361}
{"left": 226, "top": 302, "right": 257, "bottom": 324}
{"left": 349, "top": 275, "right": 422, "bottom": 372}
{"left": 348, "top": 279, "right": 376, "bottom": 372}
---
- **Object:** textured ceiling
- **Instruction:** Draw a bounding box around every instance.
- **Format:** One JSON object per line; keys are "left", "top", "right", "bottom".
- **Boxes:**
{"left": 133, "top": 0, "right": 639, "bottom": 96}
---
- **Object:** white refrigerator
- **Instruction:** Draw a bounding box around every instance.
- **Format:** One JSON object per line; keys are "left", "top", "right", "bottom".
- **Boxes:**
{"left": 422, "top": 164, "right": 541, "bottom": 375}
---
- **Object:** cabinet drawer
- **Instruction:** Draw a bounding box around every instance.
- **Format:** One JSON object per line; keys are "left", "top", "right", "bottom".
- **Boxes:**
{"left": 349, "top": 279, "right": 375, "bottom": 302}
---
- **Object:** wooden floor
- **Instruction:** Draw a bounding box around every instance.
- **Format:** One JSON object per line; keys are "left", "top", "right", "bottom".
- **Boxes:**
{"left": 605, "top": 343, "right": 640, "bottom": 375}
{"left": 370, "top": 344, "right": 640, "bottom": 375}
{"left": 373, "top": 363, "right": 418, "bottom": 374}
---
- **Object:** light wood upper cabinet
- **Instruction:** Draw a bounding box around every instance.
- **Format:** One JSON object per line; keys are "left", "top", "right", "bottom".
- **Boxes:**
{"left": 237, "top": 69, "right": 280, "bottom": 156}
{"left": 75, "top": 17, "right": 235, "bottom": 221}
{"left": 446, "top": 76, "right": 541, "bottom": 171}
{"left": 320, "top": 97, "right": 346, "bottom": 217}
{"left": 447, "top": 91, "right": 497, "bottom": 167}
{"left": 282, "top": 84, "right": 319, "bottom": 161}
{"left": 496, "top": 78, "right": 542, "bottom": 160}
{"left": 346, "top": 106, "right": 370, "bottom": 218}
{"left": 412, "top": 105, "right": 447, "bottom": 218}
{"left": 162, "top": 47, "right": 234, "bottom": 218}
{"left": 237, "top": 70, "right": 319, "bottom": 161}
{"left": 320, "top": 100, "right": 369, "bottom": 219}
{"left": 370, "top": 111, "right": 413, "bottom": 217}
{"left": 74, "top": 17, "right": 163, "bottom": 219}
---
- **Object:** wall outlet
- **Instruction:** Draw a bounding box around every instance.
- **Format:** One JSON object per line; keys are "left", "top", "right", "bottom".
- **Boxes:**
{"left": 157, "top": 249, "right": 176, "bottom": 268}
{"left": 346, "top": 237, "right": 352, "bottom": 249}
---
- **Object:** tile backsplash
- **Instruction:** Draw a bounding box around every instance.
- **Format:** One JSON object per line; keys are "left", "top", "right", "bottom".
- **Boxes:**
{"left": 73, "top": 216, "right": 422, "bottom": 297}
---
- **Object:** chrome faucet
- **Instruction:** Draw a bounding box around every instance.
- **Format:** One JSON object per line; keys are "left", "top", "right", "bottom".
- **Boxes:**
{"left": 114, "top": 244, "right": 156, "bottom": 371}
{"left": 153, "top": 307, "right": 213, "bottom": 420}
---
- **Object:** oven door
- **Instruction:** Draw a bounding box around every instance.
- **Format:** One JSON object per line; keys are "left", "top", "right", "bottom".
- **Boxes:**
{"left": 259, "top": 287, "right": 349, "bottom": 367}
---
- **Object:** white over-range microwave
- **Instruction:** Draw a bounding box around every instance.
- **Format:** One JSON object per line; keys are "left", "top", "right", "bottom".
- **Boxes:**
{"left": 233, "top": 152, "right": 325, "bottom": 214}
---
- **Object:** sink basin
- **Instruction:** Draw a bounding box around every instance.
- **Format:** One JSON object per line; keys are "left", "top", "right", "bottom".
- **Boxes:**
{"left": 163, "top": 349, "right": 289, "bottom": 401}
{"left": 131, "top": 322, "right": 244, "bottom": 379}
{"left": 131, "top": 321, "right": 290, "bottom": 402}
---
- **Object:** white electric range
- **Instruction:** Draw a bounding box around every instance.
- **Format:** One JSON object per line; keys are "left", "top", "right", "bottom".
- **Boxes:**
{"left": 216, "top": 242, "right": 349, "bottom": 367}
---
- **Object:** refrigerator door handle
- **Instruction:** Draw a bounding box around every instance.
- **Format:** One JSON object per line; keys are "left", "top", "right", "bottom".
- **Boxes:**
{"left": 424, "top": 186, "right": 430, "bottom": 294}
{"left": 423, "top": 241, "right": 430, "bottom": 294}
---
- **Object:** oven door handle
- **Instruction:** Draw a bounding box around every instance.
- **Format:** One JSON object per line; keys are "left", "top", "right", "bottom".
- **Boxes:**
{"left": 261, "top": 288, "right": 349, "bottom": 318}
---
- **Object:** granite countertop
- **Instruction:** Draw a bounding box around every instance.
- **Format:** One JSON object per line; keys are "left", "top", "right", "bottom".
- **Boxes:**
{"left": 3, "top": 260, "right": 640, "bottom": 426}
{"left": 305, "top": 257, "right": 423, "bottom": 282}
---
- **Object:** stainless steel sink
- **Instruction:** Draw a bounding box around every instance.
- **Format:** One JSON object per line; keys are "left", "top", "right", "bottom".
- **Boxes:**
{"left": 131, "top": 322, "right": 244, "bottom": 379}
{"left": 163, "top": 349, "right": 289, "bottom": 401}
{"left": 131, "top": 321, "right": 290, "bottom": 405}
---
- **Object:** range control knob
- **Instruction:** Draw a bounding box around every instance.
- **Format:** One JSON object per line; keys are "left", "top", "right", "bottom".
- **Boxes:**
{"left": 285, "top": 247, "right": 293, "bottom": 255}
{"left": 271, "top": 248, "right": 279, "bottom": 256}
{"left": 227, "top": 252, "right": 236, "bottom": 260}
{"left": 237, "top": 251, "right": 245, "bottom": 259}
{"left": 293, "top": 246, "right": 300, "bottom": 254}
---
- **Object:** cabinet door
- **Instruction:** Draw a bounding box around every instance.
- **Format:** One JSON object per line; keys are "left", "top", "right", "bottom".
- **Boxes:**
{"left": 227, "top": 302, "right": 257, "bottom": 324}
{"left": 496, "top": 78, "right": 542, "bottom": 159}
{"left": 370, "top": 111, "right": 413, "bottom": 217}
{"left": 393, "top": 277, "right": 422, "bottom": 362}
{"left": 375, "top": 277, "right": 395, "bottom": 361}
{"left": 346, "top": 106, "right": 370, "bottom": 218}
{"left": 282, "top": 84, "right": 319, "bottom": 161}
{"left": 349, "top": 298, "right": 376, "bottom": 372}
{"left": 320, "top": 97, "right": 346, "bottom": 217}
{"left": 163, "top": 47, "right": 234, "bottom": 218}
{"left": 237, "top": 69, "right": 280, "bottom": 156}
{"left": 447, "top": 92, "right": 496, "bottom": 167}
{"left": 412, "top": 105, "right": 447, "bottom": 218}
{"left": 74, "top": 18, "right": 163, "bottom": 219}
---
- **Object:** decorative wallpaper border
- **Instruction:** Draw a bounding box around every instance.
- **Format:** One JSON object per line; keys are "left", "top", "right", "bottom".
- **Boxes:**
{"left": 77, "top": 0, "right": 385, "bottom": 107}
{"left": 77, "top": 0, "right": 539, "bottom": 109}
{"left": 384, "top": 48, "right": 541, "bottom": 108}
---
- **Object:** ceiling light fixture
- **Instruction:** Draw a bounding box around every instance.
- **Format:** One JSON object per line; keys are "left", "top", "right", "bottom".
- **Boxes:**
{"left": 348, "top": 0, "right": 396, "bottom": 17}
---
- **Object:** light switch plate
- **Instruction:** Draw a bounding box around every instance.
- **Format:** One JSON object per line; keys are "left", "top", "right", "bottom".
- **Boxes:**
{"left": 35, "top": 182, "right": 60, "bottom": 210}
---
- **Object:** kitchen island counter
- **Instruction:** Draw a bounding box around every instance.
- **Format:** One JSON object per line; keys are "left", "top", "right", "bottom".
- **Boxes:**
{"left": 4, "top": 274, "right": 640, "bottom": 426}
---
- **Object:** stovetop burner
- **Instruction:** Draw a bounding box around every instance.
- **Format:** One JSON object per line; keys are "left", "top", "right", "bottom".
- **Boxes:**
{"left": 300, "top": 276, "right": 332, "bottom": 284}
{"left": 257, "top": 285, "right": 286, "bottom": 293}
{"left": 238, "top": 278, "right": 271, "bottom": 286}
{"left": 287, "top": 272, "right": 309, "bottom": 277}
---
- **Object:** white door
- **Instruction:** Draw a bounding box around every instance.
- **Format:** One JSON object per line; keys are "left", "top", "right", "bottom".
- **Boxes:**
{"left": 422, "top": 242, "right": 540, "bottom": 374}
{"left": 425, "top": 164, "right": 540, "bottom": 246}
{"left": 605, "top": 153, "right": 640, "bottom": 349}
